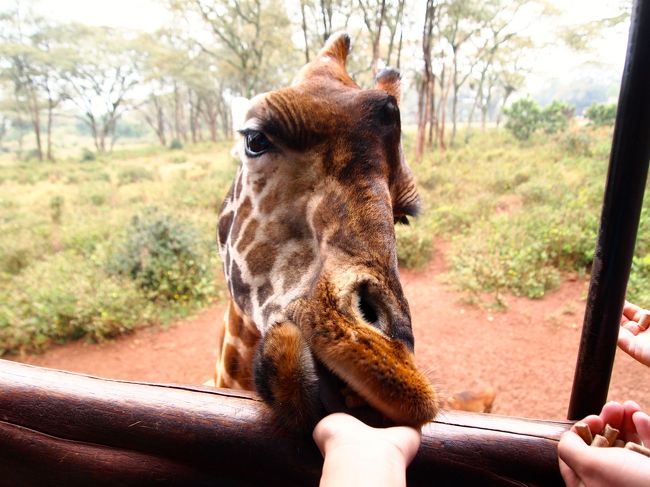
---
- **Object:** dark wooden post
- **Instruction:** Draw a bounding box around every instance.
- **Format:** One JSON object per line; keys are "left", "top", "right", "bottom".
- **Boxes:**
{"left": 568, "top": 0, "right": 650, "bottom": 420}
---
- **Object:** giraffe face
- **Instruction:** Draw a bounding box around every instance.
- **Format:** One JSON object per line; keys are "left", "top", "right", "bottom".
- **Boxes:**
{"left": 218, "top": 33, "right": 438, "bottom": 429}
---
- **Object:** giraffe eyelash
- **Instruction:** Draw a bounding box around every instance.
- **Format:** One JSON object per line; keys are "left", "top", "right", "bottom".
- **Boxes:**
{"left": 394, "top": 215, "right": 410, "bottom": 225}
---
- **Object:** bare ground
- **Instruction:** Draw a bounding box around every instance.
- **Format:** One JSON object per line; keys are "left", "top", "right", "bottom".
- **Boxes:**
{"left": 14, "top": 242, "right": 650, "bottom": 420}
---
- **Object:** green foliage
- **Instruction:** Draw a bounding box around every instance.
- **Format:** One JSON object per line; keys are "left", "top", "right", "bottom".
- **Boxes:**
{"left": 540, "top": 100, "right": 574, "bottom": 135}
{"left": 396, "top": 222, "right": 433, "bottom": 269}
{"left": 169, "top": 139, "right": 184, "bottom": 150}
{"left": 560, "top": 128, "right": 594, "bottom": 157}
{"left": 49, "top": 195, "right": 64, "bottom": 224}
{"left": 0, "top": 143, "right": 233, "bottom": 356}
{"left": 408, "top": 128, "right": 612, "bottom": 307}
{"left": 81, "top": 148, "right": 96, "bottom": 162}
{"left": 504, "top": 98, "right": 541, "bottom": 141}
{"left": 117, "top": 166, "right": 155, "bottom": 185}
{"left": 628, "top": 255, "right": 650, "bottom": 306}
{"left": 585, "top": 103, "right": 617, "bottom": 127}
{"left": 504, "top": 99, "right": 576, "bottom": 140}
{"left": 107, "top": 208, "right": 215, "bottom": 303}
{"left": 0, "top": 250, "right": 153, "bottom": 355}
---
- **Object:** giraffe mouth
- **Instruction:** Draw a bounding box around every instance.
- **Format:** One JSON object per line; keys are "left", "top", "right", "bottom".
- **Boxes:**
{"left": 314, "top": 359, "right": 394, "bottom": 427}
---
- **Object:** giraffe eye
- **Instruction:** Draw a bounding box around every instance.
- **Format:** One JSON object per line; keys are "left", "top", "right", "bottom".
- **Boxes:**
{"left": 243, "top": 130, "right": 272, "bottom": 157}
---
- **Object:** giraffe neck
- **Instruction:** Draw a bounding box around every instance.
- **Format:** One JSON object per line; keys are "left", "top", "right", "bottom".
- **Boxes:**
{"left": 215, "top": 298, "right": 261, "bottom": 390}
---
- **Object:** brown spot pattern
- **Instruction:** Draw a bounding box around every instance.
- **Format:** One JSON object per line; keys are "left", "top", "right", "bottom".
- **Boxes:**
{"left": 230, "top": 197, "right": 252, "bottom": 242}
{"left": 218, "top": 211, "right": 234, "bottom": 246}
{"left": 246, "top": 241, "right": 277, "bottom": 276}
{"left": 236, "top": 218, "right": 259, "bottom": 254}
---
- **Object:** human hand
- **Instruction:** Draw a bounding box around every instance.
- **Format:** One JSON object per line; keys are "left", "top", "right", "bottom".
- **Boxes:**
{"left": 618, "top": 301, "right": 650, "bottom": 367}
{"left": 558, "top": 401, "right": 650, "bottom": 487}
{"left": 313, "top": 413, "right": 421, "bottom": 487}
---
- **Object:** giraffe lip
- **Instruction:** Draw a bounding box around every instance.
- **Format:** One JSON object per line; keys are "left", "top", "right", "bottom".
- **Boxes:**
{"left": 314, "top": 359, "right": 392, "bottom": 427}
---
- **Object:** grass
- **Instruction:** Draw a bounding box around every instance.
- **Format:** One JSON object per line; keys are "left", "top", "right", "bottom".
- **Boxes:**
{"left": 0, "top": 141, "right": 235, "bottom": 356}
{"left": 2, "top": 126, "right": 649, "bottom": 355}
{"left": 402, "top": 125, "right": 650, "bottom": 308}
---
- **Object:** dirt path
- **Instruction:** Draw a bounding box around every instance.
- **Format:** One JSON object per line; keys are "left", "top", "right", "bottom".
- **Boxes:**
{"left": 15, "top": 242, "right": 650, "bottom": 420}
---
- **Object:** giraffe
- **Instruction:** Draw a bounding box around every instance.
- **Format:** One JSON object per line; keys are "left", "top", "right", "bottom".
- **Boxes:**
{"left": 215, "top": 32, "right": 438, "bottom": 430}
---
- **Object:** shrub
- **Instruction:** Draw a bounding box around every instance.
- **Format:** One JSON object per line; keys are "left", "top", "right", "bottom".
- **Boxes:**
{"left": 117, "top": 166, "right": 154, "bottom": 185}
{"left": 504, "top": 98, "right": 541, "bottom": 141}
{"left": 81, "top": 148, "right": 96, "bottom": 162}
{"left": 628, "top": 254, "right": 650, "bottom": 306}
{"left": 107, "top": 208, "right": 215, "bottom": 302}
{"left": 50, "top": 196, "right": 64, "bottom": 224}
{"left": 585, "top": 103, "right": 617, "bottom": 127}
{"left": 396, "top": 223, "right": 433, "bottom": 269}
{"left": 169, "top": 139, "right": 184, "bottom": 150}
{"left": 0, "top": 250, "right": 152, "bottom": 355}
{"left": 540, "top": 100, "right": 574, "bottom": 135}
{"left": 560, "top": 128, "right": 593, "bottom": 157}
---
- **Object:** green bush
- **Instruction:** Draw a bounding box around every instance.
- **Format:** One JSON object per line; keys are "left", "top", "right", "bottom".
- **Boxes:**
{"left": 628, "top": 254, "right": 650, "bottom": 306}
{"left": 585, "top": 103, "right": 617, "bottom": 127}
{"left": 117, "top": 166, "right": 154, "bottom": 185}
{"left": 540, "top": 100, "right": 574, "bottom": 135}
{"left": 504, "top": 98, "right": 541, "bottom": 141}
{"left": 50, "top": 196, "right": 64, "bottom": 224}
{"left": 560, "top": 128, "right": 594, "bottom": 157}
{"left": 396, "top": 223, "right": 433, "bottom": 269}
{"left": 0, "top": 250, "right": 152, "bottom": 355}
{"left": 107, "top": 208, "right": 215, "bottom": 302}
{"left": 80, "top": 148, "right": 96, "bottom": 162}
{"left": 169, "top": 139, "right": 184, "bottom": 150}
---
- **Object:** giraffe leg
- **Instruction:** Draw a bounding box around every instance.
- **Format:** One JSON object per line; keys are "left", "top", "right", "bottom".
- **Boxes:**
{"left": 253, "top": 321, "right": 321, "bottom": 431}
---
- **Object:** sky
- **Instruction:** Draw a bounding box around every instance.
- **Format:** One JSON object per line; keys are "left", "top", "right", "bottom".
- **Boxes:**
{"left": 2, "top": 0, "right": 632, "bottom": 101}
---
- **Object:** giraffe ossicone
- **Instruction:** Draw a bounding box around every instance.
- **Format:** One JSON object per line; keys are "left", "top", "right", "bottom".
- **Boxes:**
{"left": 215, "top": 32, "right": 439, "bottom": 430}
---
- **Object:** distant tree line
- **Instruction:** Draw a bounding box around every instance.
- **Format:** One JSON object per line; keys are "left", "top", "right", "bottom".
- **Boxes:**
{"left": 0, "top": 1, "right": 627, "bottom": 161}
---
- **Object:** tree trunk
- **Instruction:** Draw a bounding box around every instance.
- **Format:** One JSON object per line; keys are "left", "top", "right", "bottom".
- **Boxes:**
{"left": 46, "top": 97, "right": 55, "bottom": 162}
{"left": 450, "top": 48, "right": 460, "bottom": 147}
{"left": 371, "top": 0, "right": 387, "bottom": 76}
{"left": 300, "top": 0, "right": 310, "bottom": 64}
{"left": 27, "top": 89, "right": 43, "bottom": 162}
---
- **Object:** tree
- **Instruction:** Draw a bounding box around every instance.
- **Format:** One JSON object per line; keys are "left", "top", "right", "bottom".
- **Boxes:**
{"left": 170, "top": 0, "right": 296, "bottom": 97}
{"left": 464, "top": 0, "right": 528, "bottom": 139}
{"left": 440, "top": 0, "right": 487, "bottom": 146}
{"left": 358, "top": 0, "right": 387, "bottom": 76}
{"left": 0, "top": 6, "right": 46, "bottom": 161}
{"left": 415, "top": 0, "right": 436, "bottom": 163}
{"left": 58, "top": 25, "right": 141, "bottom": 153}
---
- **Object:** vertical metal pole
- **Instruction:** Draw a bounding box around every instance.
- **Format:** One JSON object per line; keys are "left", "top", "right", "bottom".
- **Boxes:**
{"left": 567, "top": 0, "right": 650, "bottom": 420}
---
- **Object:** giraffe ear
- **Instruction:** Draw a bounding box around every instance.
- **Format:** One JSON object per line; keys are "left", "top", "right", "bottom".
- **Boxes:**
{"left": 375, "top": 68, "right": 401, "bottom": 105}
{"left": 318, "top": 32, "right": 351, "bottom": 66}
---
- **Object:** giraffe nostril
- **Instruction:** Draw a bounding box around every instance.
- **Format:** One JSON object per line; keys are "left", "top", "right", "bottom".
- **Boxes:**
{"left": 356, "top": 282, "right": 381, "bottom": 328}
{"left": 358, "top": 293, "right": 379, "bottom": 326}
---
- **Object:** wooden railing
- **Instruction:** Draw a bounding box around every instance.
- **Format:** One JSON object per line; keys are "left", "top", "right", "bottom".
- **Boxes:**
{"left": 0, "top": 359, "right": 570, "bottom": 486}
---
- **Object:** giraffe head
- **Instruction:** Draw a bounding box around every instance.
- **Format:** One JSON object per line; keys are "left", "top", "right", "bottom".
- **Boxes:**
{"left": 218, "top": 33, "right": 438, "bottom": 429}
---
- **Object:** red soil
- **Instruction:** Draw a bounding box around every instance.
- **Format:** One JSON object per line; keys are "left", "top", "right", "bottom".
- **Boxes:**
{"left": 15, "top": 243, "right": 650, "bottom": 420}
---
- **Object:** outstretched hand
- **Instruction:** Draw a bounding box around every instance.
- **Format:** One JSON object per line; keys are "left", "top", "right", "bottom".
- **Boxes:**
{"left": 619, "top": 301, "right": 650, "bottom": 367}
{"left": 558, "top": 401, "right": 650, "bottom": 487}
{"left": 313, "top": 413, "right": 421, "bottom": 487}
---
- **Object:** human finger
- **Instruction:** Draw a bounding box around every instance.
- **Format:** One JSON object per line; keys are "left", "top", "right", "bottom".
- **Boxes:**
{"left": 558, "top": 429, "right": 592, "bottom": 470}
{"left": 599, "top": 401, "right": 625, "bottom": 429}
{"left": 619, "top": 326, "right": 639, "bottom": 359}
{"left": 574, "top": 414, "right": 605, "bottom": 438}
{"left": 624, "top": 301, "right": 642, "bottom": 319}
{"left": 633, "top": 411, "right": 650, "bottom": 445}
{"left": 622, "top": 401, "right": 643, "bottom": 443}
{"left": 558, "top": 456, "right": 582, "bottom": 487}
